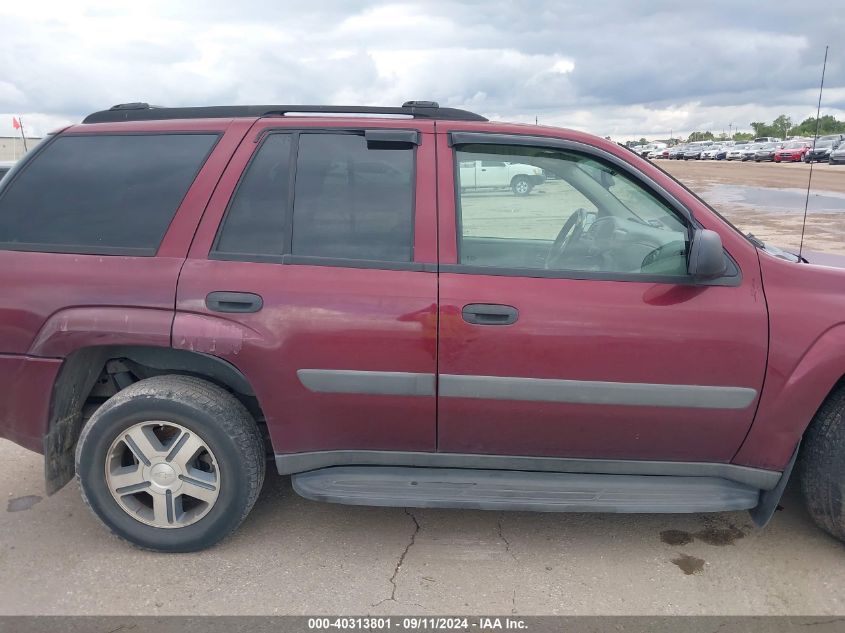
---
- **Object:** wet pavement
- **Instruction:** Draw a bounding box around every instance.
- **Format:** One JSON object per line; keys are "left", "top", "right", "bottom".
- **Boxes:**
{"left": 699, "top": 184, "right": 845, "bottom": 214}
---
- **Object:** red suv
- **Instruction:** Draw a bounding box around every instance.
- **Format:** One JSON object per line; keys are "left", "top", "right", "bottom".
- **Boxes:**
{"left": 0, "top": 101, "right": 843, "bottom": 552}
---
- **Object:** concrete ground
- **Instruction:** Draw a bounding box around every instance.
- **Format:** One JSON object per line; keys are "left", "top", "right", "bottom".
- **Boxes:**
{"left": 1, "top": 160, "right": 844, "bottom": 616}
{"left": 1, "top": 439, "right": 843, "bottom": 615}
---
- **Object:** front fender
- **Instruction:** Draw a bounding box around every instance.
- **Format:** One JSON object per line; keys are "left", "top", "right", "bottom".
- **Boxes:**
{"left": 736, "top": 322, "right": 845, "bottom": 469}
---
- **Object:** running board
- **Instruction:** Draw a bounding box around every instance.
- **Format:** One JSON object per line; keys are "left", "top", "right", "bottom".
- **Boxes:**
{"left": 291, "top": 467, "right": 761, "bottom": 513}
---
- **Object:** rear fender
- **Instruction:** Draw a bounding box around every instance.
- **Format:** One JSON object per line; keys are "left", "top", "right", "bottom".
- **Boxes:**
{"left": 29, "top": 307, "right": 172, "bottom": 357}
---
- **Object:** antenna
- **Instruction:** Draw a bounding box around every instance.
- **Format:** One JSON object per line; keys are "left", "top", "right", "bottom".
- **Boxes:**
{"left": 798, "top": 45, "right": 829, "bottom": 259}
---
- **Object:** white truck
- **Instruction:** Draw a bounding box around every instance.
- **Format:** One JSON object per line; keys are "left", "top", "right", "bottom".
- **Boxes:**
{"left": 458, "top": 159, "right": 546, "bottom": 196}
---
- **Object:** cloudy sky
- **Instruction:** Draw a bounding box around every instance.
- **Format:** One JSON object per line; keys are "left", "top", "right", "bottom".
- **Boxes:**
{"left": 1, "top": 0, "right": 843, "bottom": 141}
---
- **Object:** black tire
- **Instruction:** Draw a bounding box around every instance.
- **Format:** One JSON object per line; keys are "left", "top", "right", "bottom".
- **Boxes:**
{"left": 75, "top": 375, "right": 265, "bottom": 552}
{"left": 799, "top": 385, "right": 845, "bottom": 542}
{"left": 511, "top": 176, "right": 533, "bottom": 196}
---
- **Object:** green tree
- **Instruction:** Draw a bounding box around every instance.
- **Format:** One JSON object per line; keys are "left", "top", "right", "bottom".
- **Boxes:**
{"left": 750, "top": 121, "right": 775, "bottom": 138}
{"left": 772, "top": 114, "right": 792, "bottom": 139}
{"left": 687, "top": 131, "right": 714, "bottom": 142}
{"left": 792, "top": 115, "right": 845, "bottom": 137}
{"left": 732, "top": 132, "right": 754, "bottom": 141}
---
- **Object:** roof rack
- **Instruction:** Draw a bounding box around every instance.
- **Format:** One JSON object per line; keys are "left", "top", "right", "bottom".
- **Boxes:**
{"left": 82, "top": 101, "right": 488, "bottom": 124}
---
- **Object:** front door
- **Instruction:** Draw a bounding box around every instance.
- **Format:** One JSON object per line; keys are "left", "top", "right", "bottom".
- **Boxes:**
{"left": 175, "top": 120, "right": 439, "bottom": 456}
{"left": 435, "top": 132, "right": 768, "bottom": 463}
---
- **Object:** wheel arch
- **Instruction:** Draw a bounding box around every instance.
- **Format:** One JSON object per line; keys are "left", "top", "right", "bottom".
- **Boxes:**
{"left": 44, "top": 345, "right": 264, "bottom": 495}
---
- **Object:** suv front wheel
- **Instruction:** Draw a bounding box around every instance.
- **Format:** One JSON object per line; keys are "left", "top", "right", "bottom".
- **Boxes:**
{"left": 799, "top": 385, "right": 845, "bottom": 542}
{"left": 75, "top": 375, "right": 265, "bottom": 552}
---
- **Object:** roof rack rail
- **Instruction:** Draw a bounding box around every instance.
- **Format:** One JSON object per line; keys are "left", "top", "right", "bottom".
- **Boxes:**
{"left": 82, "top": 101, "right": 488, "bottom": 124}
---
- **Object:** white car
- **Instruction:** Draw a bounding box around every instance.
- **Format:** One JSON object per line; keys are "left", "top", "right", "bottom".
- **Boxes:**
{"left": 458, "top": 159, "right": 546, "bottom": 196}
{"left": 701, "top": 145, "right": 723, "bottom": 159}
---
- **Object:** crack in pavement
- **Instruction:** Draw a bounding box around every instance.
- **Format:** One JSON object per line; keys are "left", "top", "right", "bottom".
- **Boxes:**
{"left": 498, "top": 519, "right": 518, "bottom": 561}
{"left": 372, "top": 509, "right": 420, "bottom": 608}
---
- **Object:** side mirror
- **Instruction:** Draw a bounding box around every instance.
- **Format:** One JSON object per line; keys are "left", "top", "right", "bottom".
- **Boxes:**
{"left": 688, "top": 229, "right": 727, "bottom": 279}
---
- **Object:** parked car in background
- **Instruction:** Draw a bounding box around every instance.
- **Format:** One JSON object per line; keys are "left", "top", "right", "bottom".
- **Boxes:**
{"left": 459, "top": 159, "right": 546, "bottom": 195}
{"left": 754, "top": 137, "right": 782, "bottom": 144}
{"left": 774, "top": 141, "right": 811, "bottom": 163}
{"left": 726, "top": 145, "right": 749, "bottom": 161}
{"left": 683, "top": 145, "right": 707, "bottom": 160}
{"left": 741, "top": 143, "right": 765, "bottom": 161}
{"left": 805, "top": 139, "right": 840, "bottom": 163}
{"left": 715, "top": 146, "right": 729, "bottom": 160}
{"left": 818, "top": 133, "right": 845, "bottom": 144}
{"left": 668, "top": 145, "right": 687, "bottom": 159}
{"left": 754, "top": 143, "right": 780, "bottom": 162}
{"left": 829, "top": 142, "right": 845, "bottom": 165}
{"left": 701, "top": 145, "right": 724, "bottom": 160}
{"left": 0, "top": 161, "right": 14, "bottom": 180}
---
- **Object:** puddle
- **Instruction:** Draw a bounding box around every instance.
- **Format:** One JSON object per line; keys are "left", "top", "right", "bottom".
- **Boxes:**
{"left": 671, "top": 554, "right": 706, "bottom": 575}
{"left": 7, "top": 495, "right": 42, "bottom": 512}
{"left": 700, "top": 184, "right": 845, "bottom": 214}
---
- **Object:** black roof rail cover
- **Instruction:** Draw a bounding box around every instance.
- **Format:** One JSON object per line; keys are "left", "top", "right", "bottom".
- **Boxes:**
{"left": 82, "top": 102, "right": 487, "bottom": 124}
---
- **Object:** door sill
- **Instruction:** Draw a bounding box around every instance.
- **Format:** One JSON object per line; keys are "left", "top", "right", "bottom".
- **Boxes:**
{"left": 274, "top": 450, "right": 781, "bottom": 490}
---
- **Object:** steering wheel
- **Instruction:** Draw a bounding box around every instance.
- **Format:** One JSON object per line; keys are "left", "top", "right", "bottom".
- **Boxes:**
{"left": 545, "top": 207, "right": 589, "bottom": 269}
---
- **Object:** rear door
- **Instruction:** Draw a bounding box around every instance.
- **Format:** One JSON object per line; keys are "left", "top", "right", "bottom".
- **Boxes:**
{"left": 435, "top": 130, "right": 768, "bottom": 463}
{"left": 174, "top": 119, "right": 439, "bottom": 457}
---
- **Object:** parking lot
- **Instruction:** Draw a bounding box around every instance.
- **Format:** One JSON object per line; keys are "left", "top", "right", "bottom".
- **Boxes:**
{"left": 1, "top": 159, "right": 844, "bottom": 616}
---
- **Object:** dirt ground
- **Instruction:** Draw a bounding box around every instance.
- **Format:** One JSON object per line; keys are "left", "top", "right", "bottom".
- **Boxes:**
{"left": 1, "top": 438, "right": 844, "bottom": 616}
{"left": 661, "top": 160, "right": 845, "bottom": 254}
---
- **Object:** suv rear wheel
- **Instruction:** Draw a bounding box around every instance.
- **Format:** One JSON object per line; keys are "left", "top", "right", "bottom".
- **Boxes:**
{"left": 799, "top": 385, "right": 845, "bottom": 542}
{"left": 75, "top": 375, "right": 265, "bottom": 552}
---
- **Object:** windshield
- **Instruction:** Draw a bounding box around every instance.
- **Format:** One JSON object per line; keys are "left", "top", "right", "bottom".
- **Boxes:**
{"left": 783, "top": 142, "right": 805, "bottom": 149}
{"left": 814, "top": 140, "right": 834, "bottom": 148}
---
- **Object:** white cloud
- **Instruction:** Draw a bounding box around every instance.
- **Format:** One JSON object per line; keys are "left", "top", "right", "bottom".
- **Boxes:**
{"left": 0, "top": 0, "right": 842, "bottom": 141}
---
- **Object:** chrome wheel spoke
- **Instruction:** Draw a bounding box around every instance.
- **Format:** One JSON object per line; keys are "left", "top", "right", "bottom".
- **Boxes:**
{"left": 178, "top": 475, "right": 218, "bottom": 504}
{"left": 108, "top": 465, "right": 148, "bottom": 494}
{"left": 166, "top": 431, "right": 206, "bottom": 470}
{"left": 152, "top": 491, "right": 177, "bottom": 525}
{"left": 123, "top": 426, "right": 165, "bottom": 464}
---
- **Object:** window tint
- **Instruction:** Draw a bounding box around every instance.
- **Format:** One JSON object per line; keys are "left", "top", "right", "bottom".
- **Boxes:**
{"left": 0, "top": 134, "right": 217, "bottom": 254}
{"left": 292, "top": 134, "right": 413, "bottom": 262}
{"left": 215, "top": 134, "right": 291, "bottom": 257}
{"left": 455, "top": 145, "right": 689, "bottom": 277}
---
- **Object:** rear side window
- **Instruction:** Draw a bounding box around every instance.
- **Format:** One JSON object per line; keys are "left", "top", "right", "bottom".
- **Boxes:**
{"left": 214, "top": 134, "right": 291, "bottom": 257}
{"left": 0, "top": 133, "right": 218, "bottom": 255}
{"left": 213, "top": 132, "right": 415, "bottom": 263}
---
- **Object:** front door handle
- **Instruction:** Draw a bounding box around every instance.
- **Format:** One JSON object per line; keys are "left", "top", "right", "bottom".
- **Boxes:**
{"left": 462, "top": 303, "right": 519, "bottom": 326}
{"left": 206, "top": 291, "right": 263, "bottom": 313}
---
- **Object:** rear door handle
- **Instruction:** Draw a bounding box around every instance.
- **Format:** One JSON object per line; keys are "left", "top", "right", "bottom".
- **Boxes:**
{"left": 461, "top": 303, "right": 519, "bottom": 326}
{"left": 206, "top": 291, "right": 263, "bottom": 313}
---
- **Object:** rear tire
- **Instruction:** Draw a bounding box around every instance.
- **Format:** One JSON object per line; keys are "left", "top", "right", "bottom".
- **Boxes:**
{"left": 799, "top": 386, "right": 845, "bottom": 542}
{"left": 75, "top": 375, "right": 265, "bottom": 552}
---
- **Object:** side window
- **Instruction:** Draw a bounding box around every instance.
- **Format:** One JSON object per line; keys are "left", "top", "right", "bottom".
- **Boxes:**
{"left": 292, "top": 133, "right": 414, "bottom": 262}
{"left": 214, "top": 134, "right": 291, "bottom": 258}
{"left": 455, "top": 144, "right": 689, "bottom": 277}
{"left": 0, "top": 134, "right": 218, "bottom": 254}
{"left": 213, "top": 132, "right": 415, "bottom": 263}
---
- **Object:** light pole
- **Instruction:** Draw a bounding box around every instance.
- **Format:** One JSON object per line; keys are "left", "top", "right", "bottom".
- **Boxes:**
{"left": 729, "top": 123, "right": 733, "bottom": 139}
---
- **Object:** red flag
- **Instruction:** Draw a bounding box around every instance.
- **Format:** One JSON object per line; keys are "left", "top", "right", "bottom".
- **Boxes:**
{"left": 12, "top": 117, "right": 20, "bottom": 130}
